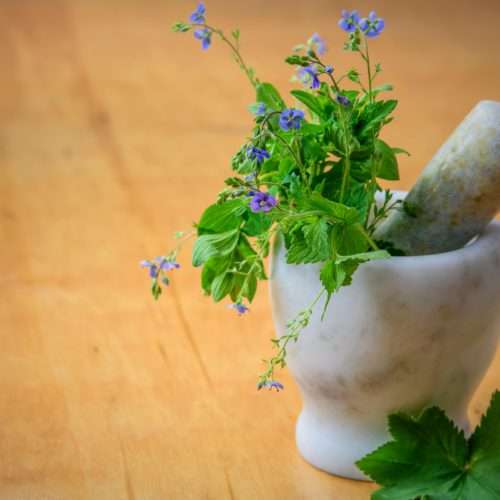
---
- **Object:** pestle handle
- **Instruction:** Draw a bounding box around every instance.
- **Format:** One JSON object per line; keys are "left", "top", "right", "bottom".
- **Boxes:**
{"left": 375, "top": 100, "right": 500, "bottom": 255}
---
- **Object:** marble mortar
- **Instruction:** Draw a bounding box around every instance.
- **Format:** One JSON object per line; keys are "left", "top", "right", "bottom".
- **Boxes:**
{"left": 270, "top": 202, "right": 500, "bottom": 479}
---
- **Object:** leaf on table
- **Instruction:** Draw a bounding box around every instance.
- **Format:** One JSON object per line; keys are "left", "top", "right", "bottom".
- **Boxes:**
{"left": 356, "top": 391, "right": 500, "bottom": 500}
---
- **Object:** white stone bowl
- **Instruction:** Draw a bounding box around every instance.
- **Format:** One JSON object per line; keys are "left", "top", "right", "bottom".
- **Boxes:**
{"left": 270, "top": 201, "right": 500, "bottom": 480}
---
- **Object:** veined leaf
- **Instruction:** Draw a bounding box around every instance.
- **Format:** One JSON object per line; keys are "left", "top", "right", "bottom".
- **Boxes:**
{"left": 197, "top": 200, "right": 245, "bottom": 234}
{"left": 291, "top": 90, "right": 324, "bottom": 118}
{"left": 285, "top": 217, "right": 331, "bottom": 264}
{"left": 192, "top": 229, "right": 239, "bottom": 267}
{"left": 374, "top": 139, "right": 400, "bottom": 181}
{"left": 256, "top": 82, "right": 286, "bottom": 111}
{"left": 357, "top": 391, "right": 500, "bottom": 500}
{"left": 302, "top": 192, "right": 359, "bottom": 224}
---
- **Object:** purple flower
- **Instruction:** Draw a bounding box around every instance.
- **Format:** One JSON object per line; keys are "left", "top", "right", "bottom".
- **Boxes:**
{"left": 247, "top": 146, "right": 270, "bottom": 164}
{"left": 298, "top": 65, "right": 320, "bottom": 90}
{"left": 359, "top": 11, "right": 385, "bottom": 38}
{"left": 279, "top": 108, "right": 305, "bottom": 131}
{"left": 308, "top": 33, "right": 327, "bottom": 55}
{"left": 229, "top": 303, "right": 249, "bottom": 315}
{"left": 253, "top": 102, "right": 267, "bottom": 116}
{"left": 249, "top": 192, "right": 277, "bottom": 213}
{"left": 325, "top": 65, "right": 334, "bottom": 74}
{"left": 189, "top": 2, "right": 206, "bottom": 23}
{"left": 336, "top": 95, "right": 351, "bottom": 107}
{"left": 258, "top": 380, "right": 284, "bottom": 391}
{"left": 194, "top": 28, "right": 212, "bottom": 50}
{"left": 338, "top": 10, "right": 361, "bottom": 32}
{"left": 140, "top": 257, "right": 180, "bottom": 279}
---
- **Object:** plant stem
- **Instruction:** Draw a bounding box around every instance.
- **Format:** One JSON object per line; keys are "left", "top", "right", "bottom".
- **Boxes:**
{"left": 356, "top": 223, "right": 380, "bottom": 251}
{"left": 196, "top": 24, "right": 258, "bottom": 88}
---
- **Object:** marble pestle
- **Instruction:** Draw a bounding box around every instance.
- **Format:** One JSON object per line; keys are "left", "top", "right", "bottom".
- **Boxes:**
{"left": 375, "top": 100, "right": 500, "bottom": 255}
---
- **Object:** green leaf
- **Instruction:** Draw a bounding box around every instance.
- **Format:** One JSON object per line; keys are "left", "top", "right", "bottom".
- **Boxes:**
{"left": 192, "top": 229, "right": 239, "bottom": 267}
{"left": 347, "top": 69, "right": 360, "bottom": 82}
{"left": 332, "top": 223, "right": 367, "bottom": 255}
{"left": 374, "top": 140, "right": 400, "bottom": 181}
{"left": 320, "top": 260, "right": 346, "bottom": 295}
{"left": 291, "top": 90, "right": 324, "bottom": 118}
{"left": 285, "top": 217, "right": 331, "bottom": 264}
{"left": 285, "top": 55, "right": 310, "bottom": 67}
{"left": 197, "top": 200, "right": 245, "bottom": 234}
{"left": 370, "top": 83, "right": 394, "bottom": 98}
{"left": 243, "top": 211, "right": 273, "bottom": 237}
{"left": 336, "top": 250, "right": 390, "bottom": 264}
{"left": 242, "top": 271, "right": 258, "bottom": 302}
{"left": 392, "top": 147, "right": 411, "bottom": 156}
{"left": 201, "top": 257, "right": 230, "bottom": 295}
{"left": 211, "top": 272, "right": 234, "bottom": 302}
{"left": 301, "top": 192, "right": 359, "bottom": 224}
{"left": 357, "top": 391, "right": 500, "bottom": 500}
{"left": 172, "top": 22, "right": 191, "bottom": 32}
{"left": 256, "top": 82, "right": 286, "bottom": 112}
{"left": 359, "top": 100, "right": 398, "bottom": 138}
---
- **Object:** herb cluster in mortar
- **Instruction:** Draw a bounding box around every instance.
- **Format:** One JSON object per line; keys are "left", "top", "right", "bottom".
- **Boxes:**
{"left": 142, "top": 5, "right": 408, "bottom": 390}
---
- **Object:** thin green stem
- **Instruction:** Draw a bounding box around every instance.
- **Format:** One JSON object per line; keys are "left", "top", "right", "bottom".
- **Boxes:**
{"left": 258, "top": 288, "right": 325, "bottom": 385}
{"left": 195, "top": 23, "right": 258, "bottom": 88}
{"left": 355, "top": 223, "right": 379, "bottom": 251}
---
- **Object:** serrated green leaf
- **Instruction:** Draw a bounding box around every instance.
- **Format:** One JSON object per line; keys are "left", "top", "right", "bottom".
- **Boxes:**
{"left": 357, "top": 391, "right": 500, "bottom": 500}
{"left": 285, "top": 217, "right": 331, "bottom": 264}
{"left": 243, "top": 211, "right": 273, "bottom": 237}
{"left": 302, "top": 192, "right": 359, "bottom": 224}
{"left": 319, "top": 260, "right": 346, "bottom": 294}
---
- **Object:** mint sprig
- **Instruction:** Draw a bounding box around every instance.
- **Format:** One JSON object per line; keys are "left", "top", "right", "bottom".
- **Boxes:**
{"left": 357, "top": 391, "right": 500, "bottom": 500}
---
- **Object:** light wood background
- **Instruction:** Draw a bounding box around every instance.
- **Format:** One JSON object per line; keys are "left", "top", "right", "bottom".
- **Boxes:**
{"left": 1, "top": 1, "right": 500, "bottom": 499}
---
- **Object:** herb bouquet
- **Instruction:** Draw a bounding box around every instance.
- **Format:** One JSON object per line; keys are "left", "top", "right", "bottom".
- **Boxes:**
{"left": 141, "top": 4, "right": 500, "bottom": 496}
{"left": 146, "top": 6, "right": 405, "bottom": 389}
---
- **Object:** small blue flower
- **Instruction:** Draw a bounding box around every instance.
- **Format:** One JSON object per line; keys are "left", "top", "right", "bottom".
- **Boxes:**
{"left": 247, "top": 146, "right": 270, "bottom": 164}
{"left": 140, "top": 257, "right": 180, "bottom": 279}
{"left": 253, "top": 102, "right": 267, "bottom": 116}
{"left": 141, "top": 260, "right": 159, "bottom": 278}
{"left": 358, "top": 11, "right": 385, "bottom": 38}
{"left": 336, "top": 95, "right": 351, "bottom": 107}
{"left": 249, "top": 192, "right": 277, "bottom": 213}
{"left": 279, "top": 108, "right": 305, "bottom": 131}
{"left": 298, "top": 65, "right": 320, "bottom": 90}
{"left": 258, "top": 380, "right": 284, "bottom": 391}
{"left": 244, "top": 172, "right": 257, "bottom": 183}
{"left": 338, "top": 10, "right": 361, "bottom": 32}
{"left": 194, "top": 28, "right": 212, "bottom": 50}
{"left": 325, "top": 65, "right": 334, "bottom": 74}
{"left": 308, "top": 33, "right": 327, "bottom": 55}
{"left": 189, "top": 2, "right": 206, "bottom": 23}
{"left": 229, "top": 303, "right": 249, "bottom": 315}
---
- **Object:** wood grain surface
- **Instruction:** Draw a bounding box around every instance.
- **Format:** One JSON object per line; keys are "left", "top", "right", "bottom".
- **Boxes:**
{"left": 1, "top": 1, "right": 500, "bottom": 499}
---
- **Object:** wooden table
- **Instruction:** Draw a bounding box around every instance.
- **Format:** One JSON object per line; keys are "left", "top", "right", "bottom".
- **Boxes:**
{"left": 1, "top": 1, "right": 499, "bottom": 498}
